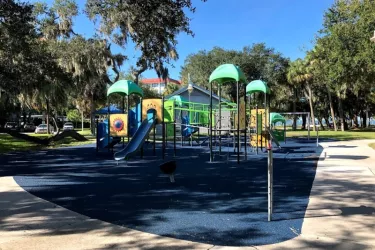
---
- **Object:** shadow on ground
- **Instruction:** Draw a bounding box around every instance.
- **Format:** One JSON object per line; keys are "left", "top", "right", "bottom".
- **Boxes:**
{"left": 1, "top": 140, "right": 323, "bottom": 246}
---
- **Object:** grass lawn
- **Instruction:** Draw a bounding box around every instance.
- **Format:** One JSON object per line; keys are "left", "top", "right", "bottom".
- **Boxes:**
{"left": 286, "top": 129, "right": 375, "bottom": 140}
{"left": 0, "top": 129, "right": 95, "bottom": 154}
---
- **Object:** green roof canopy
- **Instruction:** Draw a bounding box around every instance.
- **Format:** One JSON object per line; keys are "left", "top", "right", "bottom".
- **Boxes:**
{"left": 168, "top": 95, "right": 187, "bottom": 106}
{"left": 107, "top": 80, "right": 144, "bottom": 97}
{"left": 246, "top": 80, "right": 270, "bottom": 95}
{"left": 270, "top": 113, "right": 286, "bottom": 124}
{"left": 209, "top": 64, "right": 247, "bottom": 84}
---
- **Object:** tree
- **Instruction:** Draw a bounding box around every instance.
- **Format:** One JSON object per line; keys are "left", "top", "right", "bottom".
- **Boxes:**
{"left": 66, "top": 109, "right": 80, "bottom": 127}
{"left": 315, "top": 0, "right": 375, "bottom": 131}
{"left": 180, "top": 44, "right": 290, "bottom": 105}
{"left": 1, "top": 0, "right": 73, "bottom": 132}
{"left": 34, "top": 0, "right": 126, "bottom": 134}
{"left": 164, "top": 83, "right": 180, "bottom": 96}
{"left": 287, "top": 58, "right": 317, "bottom": 131}
{"left": 85, "top": 0, "right": 207, "bottom": 84}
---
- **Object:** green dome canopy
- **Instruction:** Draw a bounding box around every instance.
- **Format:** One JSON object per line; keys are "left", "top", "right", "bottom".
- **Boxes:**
{"left": 107, "top": 80, "right": 144, "bottom": 97}
{"left": 168, "top": 95, "right": 187, "bottom": 106}
{"left": 270, "top": 112, "right": 286, "bottom": 124}
{"left": 209, "top": 64, "right": 247, "bottom": 84}
{"left": 246, "top": 80, "right": 270, "bottom": 95}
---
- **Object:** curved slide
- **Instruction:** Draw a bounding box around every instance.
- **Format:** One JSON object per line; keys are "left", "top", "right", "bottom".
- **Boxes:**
{"left": 114, "top": 117, "right": 156, "bottom": 161}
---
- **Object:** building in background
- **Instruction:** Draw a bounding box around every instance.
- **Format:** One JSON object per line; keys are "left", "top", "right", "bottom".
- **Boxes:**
{"left": 141, "top": 78, "right": 181, "bottom": 94}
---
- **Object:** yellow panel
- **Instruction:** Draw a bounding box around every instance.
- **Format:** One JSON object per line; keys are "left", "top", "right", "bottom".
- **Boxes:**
{"left": 110, "top": 114, "right": 128, "bottom": 137}
{"left": 250, "top": 109, "right": 269, "bottom": 129}
{"left": 234, "top": 98, "right": 246, "bottom": 129}
{"left": 142, "top": 99, "right": 162, "bottom": 124}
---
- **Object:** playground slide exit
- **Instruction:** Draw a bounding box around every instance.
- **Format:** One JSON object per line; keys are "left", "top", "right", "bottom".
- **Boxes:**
{"left": 114, "top": 116, "right": 156, "bottom": 161}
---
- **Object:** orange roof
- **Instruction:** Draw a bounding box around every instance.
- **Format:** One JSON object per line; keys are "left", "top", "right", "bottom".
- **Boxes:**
{"left": 141, "top": 78, "right": 181, "bottom": 85}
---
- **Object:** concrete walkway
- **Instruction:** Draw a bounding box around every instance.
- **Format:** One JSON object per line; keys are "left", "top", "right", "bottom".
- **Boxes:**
{"left": 1, "top": 140, "right": 375, "bottom": 250}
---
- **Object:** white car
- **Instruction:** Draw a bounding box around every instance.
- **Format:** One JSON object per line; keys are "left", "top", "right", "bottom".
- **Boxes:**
{"left": 63, "top": 122, "right": 74, "bottom": 131}
{"left": 35, "top": 124, "right": 54, "bottom": 134}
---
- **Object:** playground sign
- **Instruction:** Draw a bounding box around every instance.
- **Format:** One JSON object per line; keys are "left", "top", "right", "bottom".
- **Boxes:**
{"left": 110, "top": 114, "right": 128, "bottom": 137}
{"left": 142, "top": 99, "right": 162, "bottom": 124}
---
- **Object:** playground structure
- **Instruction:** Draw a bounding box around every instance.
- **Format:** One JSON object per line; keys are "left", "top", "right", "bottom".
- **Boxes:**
{"left": 95, "top": 65, "right": 290, "bottom": 165}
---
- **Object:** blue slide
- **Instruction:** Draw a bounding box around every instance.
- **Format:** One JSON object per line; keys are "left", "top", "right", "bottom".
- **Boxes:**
{"left": 114, "top": 115, "right": 156, "bottom": 161}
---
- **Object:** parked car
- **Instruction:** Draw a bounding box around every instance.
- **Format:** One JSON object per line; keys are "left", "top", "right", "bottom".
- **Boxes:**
{"left": 63, "top": 122, "right": 74, "bottom": 131}
{"left": 35, "top": 124, "right": 54, "bottom": 134}
{"left": 23, "top": 123, "right": 36, "bottom": 132}
{"left": 4, "top": 122, "right": 19, "bottom": 131}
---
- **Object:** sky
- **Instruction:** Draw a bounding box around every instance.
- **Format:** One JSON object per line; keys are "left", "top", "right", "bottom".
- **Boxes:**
{"left": 33, "top": 0, "right": 335, "bottom": 80}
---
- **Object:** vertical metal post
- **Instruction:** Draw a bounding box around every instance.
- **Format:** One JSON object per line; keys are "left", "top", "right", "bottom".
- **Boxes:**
{"left": 162, "top": 96, "right": 165, "bottom": 159}
{"left": 107, "top": 96, "right": 110, "bottom": 153}
{"left": 209, "top": 80, "right": 213, "bottom": 162}
{"left": 153, "top": 123, "right": 156, "bottom": 156}
{"left": 316, "top": 123, "right": 319, "bottom": 147}
{"left": 122, "top": 95, "right": 125, "bottom": 148}
{"left": 140, "top": 97, "right": 143, "bottom": 158}
{"left": 264, "top": 93, "right": 268, "bottom": 146}
{"left": 219, "top": 84, "right": 221, "bottom": 154}
{"left": 260, "top": 112, "right": 263, "bottom": 151}
{"left": 180, "top": 110, "right": 183, "bottom": 147}
{"left": 307, "top": 112, "right": 311, "bottom": 140}
{"left": 267, "top": 141, "right": 273, "bottom": 222}
{"left": 96, "top": 118, "right": 99, "bottom": 153}
{"left": 284, "top": 121, "right": 287, "bottom": 144}
{"left": 127, "top": 95, "right": 130, "bottom": 144}
{"left": 236, "top": 81, "right": 240, "bottom": 164}
{"left": 256, "top": 104, "right": 258, "bottom": 155}
{"left": 244, "top": 94, "right": 247, "bottom": 160}
{"left": 173, "top": 104, "right": 176, "bottom": 156}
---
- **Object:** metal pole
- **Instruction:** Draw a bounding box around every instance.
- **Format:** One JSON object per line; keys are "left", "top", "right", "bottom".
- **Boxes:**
{"left": 122, "top": 95, "right": 125, "bottom": 148}
{"left": 209, "top": 80, "right": 213, "bottom": 162}
{"left": 219, "top": 84, "right": 221, "bottom": 154}
{"left": 140, "top": 97, "right": 143, "bottom": 158}
{"left": 244, "top": 95, "right": 247, "bottom": 160}
{"left": 267, "top": 141, "right": 273, "bottom": 222}
{"left": 107, "top": 96, "right": 110, "bottom": 153}
{"left": 236, "top": 81, "right": 240, "bottom": 164}
{"left": 173, "top": 110, "right": 176, "bottom": 156}
{"left": 284, "top": 121, "right": 287, "bottom": 144}
{"left": 162, "top": 96, "right": 165, "bottom": 159}
{"left": 256, "top": 104, "right": 258, "bottom": 155}
{"left": 96, "top": 118, "right": 98, "bottom": 153}
{"left": 153, "top": 123, "right": 156, "bottom": 156}
{"left": 127, "top": 95, "right": 130, "bottom": 144}
{"left": 307, "top": 113, "right": 311, "bottom": 140}
{"left": 180, "top": 110, "right": 183, "bottom": 147}
{"left": 316, "top": 123, "right": 319, "bottom": 147}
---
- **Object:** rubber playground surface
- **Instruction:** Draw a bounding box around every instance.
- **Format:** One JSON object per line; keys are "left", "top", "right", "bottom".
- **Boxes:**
{"left": 0, "top": 139, "right": 323, "bottom": 246}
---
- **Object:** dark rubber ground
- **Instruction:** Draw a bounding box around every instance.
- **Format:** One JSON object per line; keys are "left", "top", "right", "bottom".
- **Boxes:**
{"left": 1, "top": 140, "right": 322, "bottom": 246}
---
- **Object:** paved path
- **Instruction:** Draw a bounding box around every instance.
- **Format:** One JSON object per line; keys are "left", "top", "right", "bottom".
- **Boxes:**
{"left": 1, "top": 140, "right": 375, "bottom": 249}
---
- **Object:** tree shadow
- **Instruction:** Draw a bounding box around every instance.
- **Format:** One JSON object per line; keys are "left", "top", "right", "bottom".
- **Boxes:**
{"left": 1, "top": 140, "right": 323, "bottom": 246}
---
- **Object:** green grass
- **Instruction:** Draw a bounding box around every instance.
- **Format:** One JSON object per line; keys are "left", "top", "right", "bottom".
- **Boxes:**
{"left": 0, "top": 129, "right": 95, "bottom": 154}
{"left": 286, "top": 129, "right": 375, "bottom": 141}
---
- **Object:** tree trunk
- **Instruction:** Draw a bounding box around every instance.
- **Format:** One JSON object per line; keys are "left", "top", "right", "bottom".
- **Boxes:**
{"left": 306, "top": 84, "right": 316, "bottom": 131}
{"left": 292, "top": 87, "right": 297, "bottom": 131}
{"left": 353, "top": 114, "right": 359, "bottom": 128}
{"left": 81, "top": 110, "right": 84, "bottom": 132}
{"left": 327, "top": 88, "right": 337, "bottom": 131}
{"left": 302, "top": 114, "right": 306, "bottom": 130}
{"left": 90, "top": 94, "right": 95, "bottom": 135}
{"left": 318, "top": 117, "right": 325, "bottom": 130}
{"left": 337, "top": 96, "right": 345, "bottom": 132}
{"left": 365, "top": 107, "right": 369, "bottom": 128}
{"left": 46, "top": 98, "right": 50, "bottom": 135}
